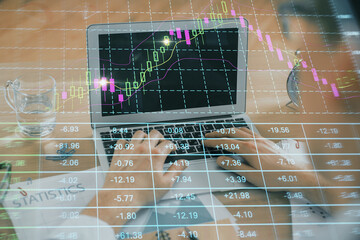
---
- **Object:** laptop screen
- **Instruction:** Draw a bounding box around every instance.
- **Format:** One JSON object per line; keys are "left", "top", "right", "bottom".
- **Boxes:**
{"left": 98, "top": 28, "right": 239, "bottom": 116}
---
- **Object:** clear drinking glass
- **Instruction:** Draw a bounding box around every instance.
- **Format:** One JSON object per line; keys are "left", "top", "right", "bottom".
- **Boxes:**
{"left": 5, "top": 72, "right": 56, "bottom": 137}
{"left": 0, "top": 162, "right": 11, "bottom": 203}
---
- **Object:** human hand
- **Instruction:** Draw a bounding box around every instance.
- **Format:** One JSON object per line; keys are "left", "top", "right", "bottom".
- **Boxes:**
{"left": 83, "top": 130, "right": 187, "bottom": 229}
{"left": 204, "top": 127, "right": 359, "bottom": 214}
{"left": 103, "top": 129, "right": 187, "bottom": 205}
{"left": 204, "top": 127, "right": 317, "bottom": 190}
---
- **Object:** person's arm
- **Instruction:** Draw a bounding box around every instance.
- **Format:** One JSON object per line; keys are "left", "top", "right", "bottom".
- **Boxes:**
{"left": 82, "top": 130, "right": 187, "bottom": 232}
{"left": 204, "top": 127, "right": 351, "bottom": 214}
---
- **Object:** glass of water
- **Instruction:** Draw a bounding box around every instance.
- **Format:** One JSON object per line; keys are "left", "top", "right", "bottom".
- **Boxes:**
{"left": 5, "top": 72, "right": 56, "bottom": 137}
{"left": 0, "top": 162, "right": 11, "bottom": 203}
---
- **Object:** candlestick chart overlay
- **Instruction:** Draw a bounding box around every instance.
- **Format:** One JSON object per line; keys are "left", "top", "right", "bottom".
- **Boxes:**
{"left": 0, "top": 0, "right": 359, "bottom": 240}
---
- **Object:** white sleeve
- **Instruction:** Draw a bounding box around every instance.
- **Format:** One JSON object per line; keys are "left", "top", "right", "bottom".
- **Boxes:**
{"left": 47, "top": 214, "right": 116, "bottom": 240}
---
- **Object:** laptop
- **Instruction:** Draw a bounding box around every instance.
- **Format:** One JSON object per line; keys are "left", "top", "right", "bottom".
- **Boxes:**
{"left": 87, "top": 18, "right": 257, "bottom": 198}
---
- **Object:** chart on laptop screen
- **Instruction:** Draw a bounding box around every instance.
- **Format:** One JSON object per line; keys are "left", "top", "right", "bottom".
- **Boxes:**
{"left": 0, "top": 0, "right": 359, "bottom": 240}
{"left": 98, "top": 28, "right": 239, "bottom": 115}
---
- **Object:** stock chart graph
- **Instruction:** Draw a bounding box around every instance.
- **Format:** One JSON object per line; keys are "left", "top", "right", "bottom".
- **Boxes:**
{"left": 0, "top": 0, "right": 359, "bottom": 240}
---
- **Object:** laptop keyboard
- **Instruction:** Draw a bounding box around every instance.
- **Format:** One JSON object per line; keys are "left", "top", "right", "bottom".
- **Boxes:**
{"left": 100, "top": 118, "right": 248, "bottom": 164}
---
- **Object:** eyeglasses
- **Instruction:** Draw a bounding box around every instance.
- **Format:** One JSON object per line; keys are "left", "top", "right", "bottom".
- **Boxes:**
{"left": 0, "top": 162, "right": 12, "bottom": 203}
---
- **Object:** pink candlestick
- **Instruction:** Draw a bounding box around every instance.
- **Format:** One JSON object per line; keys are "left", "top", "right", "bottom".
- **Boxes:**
{"left": 265, "top": 35, "right": 274, "bottom": 52}
{"left": 301, "top": 61, "right": 308, "bottom": 68}
{"left": 185, "top": 30, "right": 191, "bottom": 45}
{"left": 94, "top": 78, "right": 99, "bottom": 89}
{"left": 101, "top": 77, "right": 107, "bottom": 91}
{"left": 311, "top": 68, "right": 319, "bottom": 82}
{"left": 176, "top": 28, "right": 182, "bottom": 39}
{"left": 276, "top": 48, "right": 283, "bottom": 61}
{"left": 118, "top": 94, "right": 124, "bottom": 102}
{"left": 288, "top": 61, "right": 293, "bottom": 69}
{"left": 110, "top": 78, "right": 115, "bottom": 92}
{"left": 239, "top": 16, "right": 246, "bottom": 28}
{"left": 331, "top": 83, "right": 340, "bottom": 97}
